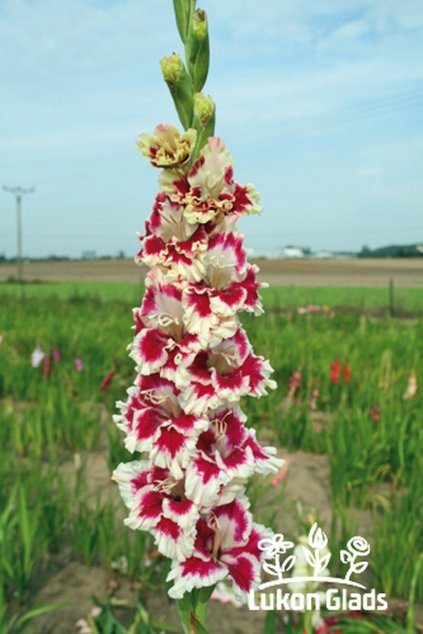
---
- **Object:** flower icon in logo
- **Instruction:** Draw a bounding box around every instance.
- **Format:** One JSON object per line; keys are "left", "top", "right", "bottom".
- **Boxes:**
{"left": 302, "top": 523, "right": 331, "bottom": 577}
{"left": 346, "top": 536, "right": 370, "bottom": 557}
{"left": 258, "top": 533, "right": 295, "bottom": 558}
{"left": 341, "top": 536, "right": 370, "bottom": 581}
{"left": 308, "top": 523, "right": 328, "bottom": 550}
{"left": 258, "top": 533, "right": 296, "bottom": 582}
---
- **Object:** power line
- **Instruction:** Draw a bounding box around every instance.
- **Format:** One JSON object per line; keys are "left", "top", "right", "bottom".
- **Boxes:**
{"left": 276, "top": 87, "right": 423, "bottom": 138}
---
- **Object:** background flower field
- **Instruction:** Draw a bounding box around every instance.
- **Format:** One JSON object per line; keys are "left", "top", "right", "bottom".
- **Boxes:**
{"left": 0, "top": 278, "right": 422, "bottom": 632}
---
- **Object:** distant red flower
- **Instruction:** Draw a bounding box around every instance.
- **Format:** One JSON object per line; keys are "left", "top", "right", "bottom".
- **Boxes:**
{"left": 329, "top": 359, "right": 341, "bottom": 384}
{"left": 271, "top": 458, "right": 289, "bottom": 486}
{"left": 343, "top": 365, "right": 352, "bottom": 384}
{"left": 287, "top": 370, "right": 301, "bottom": 399}
{"left": 41, "top": 355, "right": 53, "bottom": 379}
{"left": 370, "top": 405, "right": 381, "bottom": 421}
{"left": 330, "top": 360, "right": 352, "bottom": 385}
{"left": 75, "top": 357, "right": 84, "bottom": 372}
{"left": 100, "top": 370, "right": 116, "bottom": 392}
{"left": 53, "top": 346, "right": 61, "bottom": 362}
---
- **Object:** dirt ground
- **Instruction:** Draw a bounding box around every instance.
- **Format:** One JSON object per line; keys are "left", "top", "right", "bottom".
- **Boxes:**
{"left": 1, "top": 258, "right": 423, "bottom": 287}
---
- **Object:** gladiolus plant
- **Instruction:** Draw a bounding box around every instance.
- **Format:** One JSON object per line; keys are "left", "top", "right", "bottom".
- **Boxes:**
{"left": 112, "top": 1, "right": 282, "bottom": 631}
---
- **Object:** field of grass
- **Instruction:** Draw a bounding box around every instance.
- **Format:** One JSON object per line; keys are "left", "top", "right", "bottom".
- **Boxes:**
{"left": 0, "top": 282, "right": 422, "bottom": 632}
{"left": 1, "top": 280, "right": 423, "bottom": 313}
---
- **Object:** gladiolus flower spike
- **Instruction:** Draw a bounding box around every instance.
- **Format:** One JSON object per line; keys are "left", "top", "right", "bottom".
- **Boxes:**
{"left": 112, "top": 2, "right": 282, "bottom": 631}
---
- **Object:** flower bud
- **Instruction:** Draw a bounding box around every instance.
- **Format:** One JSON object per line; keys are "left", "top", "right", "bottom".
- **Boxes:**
{"left": 193, "top": 93, "right": 215, "bottom": 128}
{"left": 160, "top": 53, "right": 194, "bottom": 130}
{"left": 160, "top": 52, "right": 184, "bottom": 85}
{"left": 187, "top": 9, "right": 210, "bottom": 92}
{"left": 192, "top": 8, "right": 208, "bottom": 40}
{"left": 190, "top": 93, "right": 216, "bottom": 162}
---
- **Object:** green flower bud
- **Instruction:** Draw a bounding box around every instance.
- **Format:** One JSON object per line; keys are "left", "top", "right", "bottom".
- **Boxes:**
{"left": 187, "top": 8, "right": 210, "bottom": 92}
{"left": 192, "top": 8, "right": 207, "bottom": 40}
{"left": 160, "top": 53, "right": 194, "bottom": 130}
{"left": 160, "top": 52, "right": 184, "bottom": 85}
{"left": 193, "top": 92, "right": 215, "bottom": 128}
{"left": 190, "top": 92, "right": 216, "bottom": 162}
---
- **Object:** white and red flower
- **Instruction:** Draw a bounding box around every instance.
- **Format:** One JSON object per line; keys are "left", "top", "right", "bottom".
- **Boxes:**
{"left": 114, "top": 376, "right": 208, "bottom": 478}
{"left": 135, "top": 193, "right": 208, "bottom": 282}
{"left": 160, "top": 137, "right": 262, "bottom": 226}
{"left": 166, "top": 498, "right": 267, "bottom": 598}
{"left": 112, "top": 461, "right": 199, "bottom": 561}
{"left": 113, "top": 128, "right": 282, "bottom": 602}
{"left": 176, "top": 328, "right": 276, "bottom": 415}
{"left": 184, "top": 407, "right": 282, "bottom": 507}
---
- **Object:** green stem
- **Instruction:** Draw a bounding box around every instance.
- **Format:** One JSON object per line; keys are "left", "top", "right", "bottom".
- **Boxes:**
{"left": 176, "top": 587, "right": 214, "bottom": 634}
{"left": 302, "top": 611, "right": 313, "bottom": 634}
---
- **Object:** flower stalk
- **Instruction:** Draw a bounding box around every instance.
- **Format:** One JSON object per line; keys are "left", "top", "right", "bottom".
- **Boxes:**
{"left": 112, "top": 2, "right": 282, "bottom": 632}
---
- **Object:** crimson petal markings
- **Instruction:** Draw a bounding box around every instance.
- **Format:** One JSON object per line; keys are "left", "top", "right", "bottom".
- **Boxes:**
{"left": 114, "top": 132, "right": 281, "bottom": 601}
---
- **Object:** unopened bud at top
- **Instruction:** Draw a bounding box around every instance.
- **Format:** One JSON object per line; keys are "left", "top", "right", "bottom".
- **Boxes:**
{"left": 187, "top": 8, "right": 209, "bottom": 92}
{"left": 192, "top": 9, "right": 208, "bottom": 40}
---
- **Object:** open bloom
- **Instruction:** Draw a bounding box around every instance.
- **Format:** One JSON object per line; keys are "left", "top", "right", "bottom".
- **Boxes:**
{"left": 113, "top": 460, "right": 199, "bottom": 561}
{"left": 166, "top": 498, "right": 266, "bottom": 598}
{"left": 185, "top": 407, "right": 282, "bottom": 507}
{"left": 114, "top": 375, "right": 208, "bottom": 478}
{"left": 160, "top": 137, "right": 261, "bottom": 225}
{"left": 135, "top": 193, "right": 208, "bottom": 282}
{"left": 176, "top": 328, "right": 276, "bottom": 415}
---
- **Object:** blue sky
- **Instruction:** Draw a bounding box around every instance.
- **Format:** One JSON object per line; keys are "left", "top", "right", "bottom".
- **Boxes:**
{"left": 1, "top": 0, "right": 423, "bottom": 258}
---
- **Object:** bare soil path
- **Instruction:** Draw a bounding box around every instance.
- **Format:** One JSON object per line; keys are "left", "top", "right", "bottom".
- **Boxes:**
{"left": 1, "top": 258, "right": 422, "bottom": 287}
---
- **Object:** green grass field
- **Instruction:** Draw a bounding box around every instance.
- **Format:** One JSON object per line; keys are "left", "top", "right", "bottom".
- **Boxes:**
{"left": 1, "top": 280, "right": 423, "bottom": 313}
{"left": 0, "top": 283, "right": 422, "bottom": 631}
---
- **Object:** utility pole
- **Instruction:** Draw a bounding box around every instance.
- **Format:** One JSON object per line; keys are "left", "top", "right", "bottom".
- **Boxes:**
{"left": 3, "top": 185, "right": 35, "bottom": 282}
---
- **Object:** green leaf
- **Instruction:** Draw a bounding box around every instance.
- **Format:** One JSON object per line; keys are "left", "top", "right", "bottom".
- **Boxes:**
{"left": 407, "top": 551, "right": 423, "bottom": 634}
{"left": 173, "top": 0, "right": 194, "bottom": 43}
{"left": 13, "top": 602, "right": 66, "bottom": 631}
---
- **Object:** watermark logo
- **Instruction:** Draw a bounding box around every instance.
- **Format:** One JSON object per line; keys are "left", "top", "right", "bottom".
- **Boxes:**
{"left": 248, "top": 523, "right": 388, "bottom": 612}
